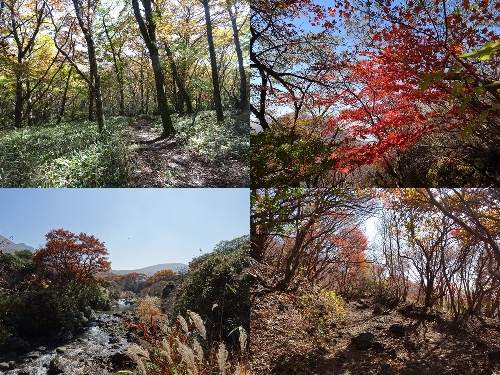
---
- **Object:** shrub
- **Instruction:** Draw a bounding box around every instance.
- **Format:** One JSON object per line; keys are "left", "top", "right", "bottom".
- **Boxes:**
{"left": 173, "top": 243, "right": 250, "bottom": 346}
{"left": 293, "top": 285, "right": 346, "bottom": 335}
{"left": 0, "top": 280, "right": 110, "bottom": 336}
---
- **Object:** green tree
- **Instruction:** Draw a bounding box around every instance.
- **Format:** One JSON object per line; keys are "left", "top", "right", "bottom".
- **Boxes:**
{"left": 132, "top": 0, "right": 175, "bottom": 137}
{"left": 174, "top": 238, "right": 249, "bottom": 345}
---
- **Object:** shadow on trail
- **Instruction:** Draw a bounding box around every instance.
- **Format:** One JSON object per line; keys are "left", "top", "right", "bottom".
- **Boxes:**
{"left": 126, "top": 117, "right": 247, "bottom": 187}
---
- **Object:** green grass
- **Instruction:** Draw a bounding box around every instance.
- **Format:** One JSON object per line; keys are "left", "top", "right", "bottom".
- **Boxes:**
{"left": 0, "top": 110, "right": 249, "bottom": 187}
{"left": 0, "top": 117, "right": 133, "bottom": 187}
{"left": 152, "top": 110, "right": 249, "bottom": 161}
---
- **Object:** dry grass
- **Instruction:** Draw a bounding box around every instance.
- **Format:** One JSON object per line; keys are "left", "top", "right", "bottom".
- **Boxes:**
{"left": 128, "top": 299, "right": 249, "bottom": 375}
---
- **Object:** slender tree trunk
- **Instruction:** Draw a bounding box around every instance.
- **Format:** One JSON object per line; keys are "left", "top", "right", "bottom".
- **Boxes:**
{"left": 201, "top": 0, "right": 224, "bottom": 122}
{"left": 103, "top": 19, "right": 125, "bottom": 116}
{"left": 57, "top": 67, "right": 72, "bottom": 124}
{"left": 14, "top": 75, "right": 23, "bottom": 127}
{"left": 165, "top": 43, "right": 193, "bottom": 114}
{"left": 88, "top": 81, "right": 95, "bottom": 121}
{"left": 227, "top": 3, "right": 248, "bottom": 110}
{"left": 140, "top": 60, "right": 145, "bottom": 114}
{"left": 70, "top": 0, "right": 104, "bottom": 133}
{"left": 132, "top": 0, "right": 174, "bottom": 137}
{"left": 26, "top": 80, "right": 32, "bottom": 126}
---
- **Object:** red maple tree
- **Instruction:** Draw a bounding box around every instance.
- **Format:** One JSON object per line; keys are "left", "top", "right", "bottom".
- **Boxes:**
{"left": 34, "top": 228, "right": 111, "bottom": 282}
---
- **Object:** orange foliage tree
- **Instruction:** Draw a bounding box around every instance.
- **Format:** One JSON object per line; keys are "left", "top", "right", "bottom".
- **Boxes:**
{"left": 320, "top": 226, "right": 369, "bottom": 297}
{"left": 145, "top": 269, "right": 177, "bottom": 285}
{"left": 34, "top": 228, "right": 111, "bottom": 282}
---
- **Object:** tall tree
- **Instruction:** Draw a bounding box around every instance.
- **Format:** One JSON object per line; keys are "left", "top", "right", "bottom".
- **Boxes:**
{"left": 132, "top": 0, "right": 175, "bottom": 137}
{"left": 34, "top": 228, "right": 111, "bottom": 282}
{"left": 69, "top": 0, "right": 105, "bottom": 132}
{"left": 226, "top": 0, "right": 247, "bottom": 110}
{"left": 199, "top": 0, "right": 224, "bottom": 122}
{"left": 6, "top": 0, "right": 46, "bottom": 127}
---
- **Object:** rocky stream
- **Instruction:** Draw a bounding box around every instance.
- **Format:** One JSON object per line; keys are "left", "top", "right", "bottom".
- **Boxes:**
{"left": 0, "top": 300, "right": 137, "bottom": 375}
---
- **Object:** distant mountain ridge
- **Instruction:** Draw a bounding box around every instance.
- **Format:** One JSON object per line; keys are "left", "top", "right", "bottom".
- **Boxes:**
{"left": 112, "top": 263, "right": 188, "bottom": 276}
{"left": 0, "top": 235, "right": 35, "bottom": 254}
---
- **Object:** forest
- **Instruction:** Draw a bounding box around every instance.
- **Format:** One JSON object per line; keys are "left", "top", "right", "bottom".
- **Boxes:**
{"left": 0, "top": 231, "right": 250, "bottom": 374}
{"left": 0, "top": 0, "right": 249, "bottom": 187}
{"left": 250, "top": 0, "right": 500, "bottom": 187}
{"left": 250, "top": 188, "right": 500, "bottom": 374}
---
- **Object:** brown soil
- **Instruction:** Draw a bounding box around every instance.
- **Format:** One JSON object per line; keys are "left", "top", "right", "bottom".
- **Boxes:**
{"left": 250, "top": 260, "right": 500, "bottom": 375}
{"left": 126, "top": 117, "right": 248, "bottom": 187}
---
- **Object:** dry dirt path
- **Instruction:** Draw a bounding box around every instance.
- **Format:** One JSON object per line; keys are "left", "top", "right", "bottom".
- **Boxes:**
{"left": 311, "top": 301, "right": 500, "bottom": 375}
{"left": 126, "top": 117, "right": 248, "bottom": 187}
{"left": 250, "top": 261, "right": 500, "bottom": 375}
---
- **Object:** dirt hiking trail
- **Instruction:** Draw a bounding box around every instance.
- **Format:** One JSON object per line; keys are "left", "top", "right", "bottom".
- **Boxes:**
{"left": 126, "top": 117, "right": 247, "bottom": 187}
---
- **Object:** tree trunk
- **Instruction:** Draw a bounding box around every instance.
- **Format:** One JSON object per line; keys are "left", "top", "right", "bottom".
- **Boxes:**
{"left": 103, "top": 19, "right": 125, "bottom": 116}
{"left": 227, "top": 3, "right": 248, "bottom": 110}
{"left": 57, "top": 67, "right": 72, "bottom": 124}
{"left": 70, "top": 0, "right": 104, "bottom": 133}
{"left": 201, "top": 0, "right": 224, "bottom": 122}
{"left": 132, "top": 0, "right": 175, "bottom": 137}
{"left": 14, "top": 75, "right": 23, "bottom": 127}
{"left": 88, "top": 81, "right": 95, "bottom": 121}
{"left": 165, "top": 43, "right": 193, "bottom": 114}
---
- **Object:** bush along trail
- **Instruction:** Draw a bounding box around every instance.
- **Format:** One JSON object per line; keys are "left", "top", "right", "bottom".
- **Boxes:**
{"left": 0, "top": 110, "right": 249, "bottom": 188}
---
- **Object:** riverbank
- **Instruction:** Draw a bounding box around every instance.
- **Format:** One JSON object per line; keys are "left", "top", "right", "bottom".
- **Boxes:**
{"left": 0, "top": 304, "right": 137, "bottom": 375}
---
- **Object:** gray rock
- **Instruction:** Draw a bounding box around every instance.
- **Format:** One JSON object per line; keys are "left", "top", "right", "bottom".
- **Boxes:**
{"left": 0, "top": 363, "right": 9, "bottom": 371}
{"left": 8, "top": 361, "right": 15, "bottom": 369}
{"left": 389, "top": 323, "right": 406, "bottom": 335}
{"left": 18, "top": 370, "right": 30, "bottom": 375}
{"left": 56, "top": 346, "right": 67, "bottom": 354}
{"left": 48, "top": 357, "right": 64, "bottom": 374}
{"left": 28, "top": 351, "right": 41, "bottom": 359}
{"left": 488, "top": 347, "right": 500, "bottom": 361}
{"left": 353, "top": 332, "right": 375, "bottom": 350}
{"left": 375, "top": 324, "right": 384, "bottom": 330}
{"left": 373, "top": 305, "right": 382, "bottom": 314}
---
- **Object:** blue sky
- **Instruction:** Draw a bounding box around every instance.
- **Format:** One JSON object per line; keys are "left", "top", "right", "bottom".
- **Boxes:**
{"left": 0, "top": 189, "right": 249, "bottom": 270}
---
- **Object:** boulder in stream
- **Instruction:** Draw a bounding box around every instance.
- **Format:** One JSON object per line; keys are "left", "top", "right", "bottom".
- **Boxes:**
{"left": 48, "top": 356, "right": 64, "bottom": 374}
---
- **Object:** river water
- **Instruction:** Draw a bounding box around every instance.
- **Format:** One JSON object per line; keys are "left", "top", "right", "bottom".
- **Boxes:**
{"left": 2, "top": 300, "right": 134, "bottom": 375}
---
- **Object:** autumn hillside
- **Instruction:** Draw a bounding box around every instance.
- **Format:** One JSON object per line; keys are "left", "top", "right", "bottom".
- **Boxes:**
{"left": 250, "top": 188, "right": 500, "bottom": 374}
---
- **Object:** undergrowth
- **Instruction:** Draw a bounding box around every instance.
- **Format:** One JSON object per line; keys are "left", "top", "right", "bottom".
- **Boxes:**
{"left": 126, "top": 297, "right": 248, "bottom": 375}
{"left": 151, "top": 110, "right": 249, "bottom": 162}
{"left": 0, "top": 117, "right": 133, "bottom": 187}
{"left": 282, "top": 284, "right": 346, "bottom": 337}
